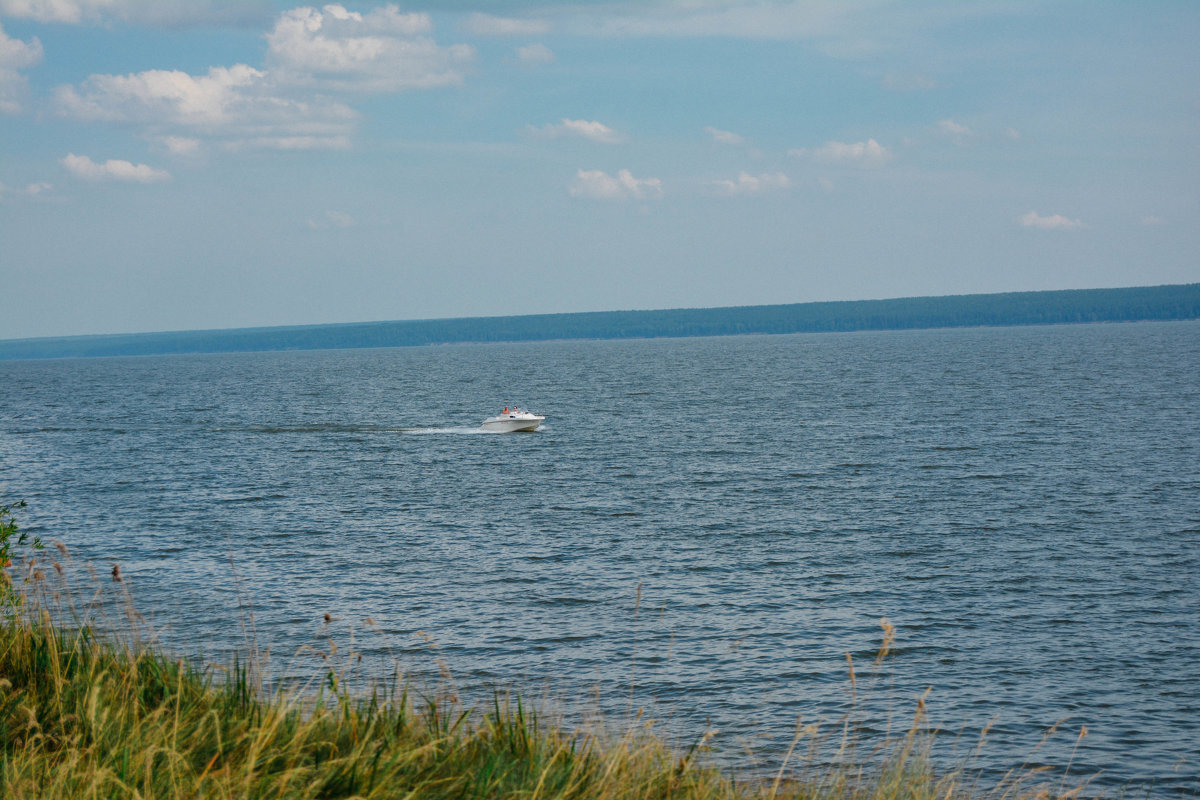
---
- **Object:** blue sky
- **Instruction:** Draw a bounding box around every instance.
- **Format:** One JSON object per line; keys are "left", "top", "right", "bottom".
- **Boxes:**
{"left": 1, "top": 1, "right": 1197, "bottom": 339}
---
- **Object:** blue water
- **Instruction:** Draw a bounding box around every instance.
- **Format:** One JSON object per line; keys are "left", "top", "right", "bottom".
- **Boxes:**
{"left": 2, "top": 321, "right": 1198, "bottom": 793}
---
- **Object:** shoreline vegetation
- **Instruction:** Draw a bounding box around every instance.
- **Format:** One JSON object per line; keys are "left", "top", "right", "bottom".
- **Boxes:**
{"left": 1, "top": 504, "right": 1100, "bottom": 799}
{"left": 2, "top": 283, "right": 1198, "bottom": 361}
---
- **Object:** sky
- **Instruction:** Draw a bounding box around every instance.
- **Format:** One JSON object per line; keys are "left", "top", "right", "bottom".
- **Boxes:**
{"left": 0, "top": 1, "right": 1197, "bottom": 339}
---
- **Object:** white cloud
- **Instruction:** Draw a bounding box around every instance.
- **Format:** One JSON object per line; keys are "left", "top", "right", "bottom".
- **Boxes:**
{"left": 1018, "top": 211, "right": 1085, "bottom": 230}
{"left": 937, "top": 119, "right": 972, "bottom": 137}
{"left": 265, "top": 5, "right": 473, "bottom": 93}
{"left": 1005, "top": 127, "right": 1021, "bottom": 139}
{"left": 795, "top": 138, "right": 890, "bottom": 167}
{"left": 61, "top": 153, "right": 170, "bottom": 183}
{"left": 713, "top": 171, "right": 790, "bottom": 196}
{"left": 1140, "top": 215, "right": 1165, "bottom": 227}
{"left": 306, "top": 209, "right": 355, "bottom": 229}
{"left": 52, "top": 7, "right": 475, "bottom": 152}
{"left": 531, "top": 118, "right": 624, "bottom": 144}
{"left": 59, "top": 64, "right": 259, "bottom": 124}
{"left": 569, "top": 168, "right": 662, "bottom": 201}
{"left": 704, "top": 126, "right": 744, "bottom": 145}
{"left": 515, "top": 43, "right": 555, "bottom": 65}
{"left": 160, "top": 135, "right": 201, "bottom": 156}
{"left": 0, "top": 0, "right": 271, "bottom": 26}
{"left": 0, "top": 22, "right": 41, "bottom": 70}
{"left": 0, "top": 0, "right": 93, "bottom": 23}
{"left": 936, "top": 118, "right": 976, "bottom": 145}
{"left": 461, "top": 13, "right": 550, "bottom": 37}
{"left": 53, "top": 64, "right": 358, "bottom": 150}
{"left": 0, "top": 21, "right": 43, "bottom": 114}
{"left": 0, "top": 179, "right": 53, "bottom": 199}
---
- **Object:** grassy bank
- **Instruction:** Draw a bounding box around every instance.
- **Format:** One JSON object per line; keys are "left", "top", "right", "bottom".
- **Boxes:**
{"left": 0, "top": 607, "right": 726, "bottom": 799}
{"left": 0, "top": 506, "right": 1083, "bottom": 799}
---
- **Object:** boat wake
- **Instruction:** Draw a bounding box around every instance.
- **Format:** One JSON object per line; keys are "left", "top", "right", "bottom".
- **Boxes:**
{"left": 221, "top": 424, "right": 504, "bottom": 435}
{"left": 401, "top": 426, "right": 497, "bottom": 435}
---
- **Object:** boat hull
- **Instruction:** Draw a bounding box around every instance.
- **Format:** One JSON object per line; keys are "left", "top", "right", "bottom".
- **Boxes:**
{"left": 481, "top": 414, "right": 544, "bottom": 433}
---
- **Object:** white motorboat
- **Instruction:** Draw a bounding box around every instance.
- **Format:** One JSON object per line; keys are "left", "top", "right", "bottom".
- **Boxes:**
{"left": 482, "top": 407, "right": 545, "bottom": 432}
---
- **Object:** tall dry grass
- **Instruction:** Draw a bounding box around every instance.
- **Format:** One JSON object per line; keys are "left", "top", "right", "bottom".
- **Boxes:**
{"left": 0, "top": 503, "right": 1095, "bottom": 799}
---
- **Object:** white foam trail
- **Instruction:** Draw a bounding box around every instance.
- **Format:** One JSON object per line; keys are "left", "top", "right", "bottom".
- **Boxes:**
{"left": 402, "top": 426, "right": 494, "bottom": 435}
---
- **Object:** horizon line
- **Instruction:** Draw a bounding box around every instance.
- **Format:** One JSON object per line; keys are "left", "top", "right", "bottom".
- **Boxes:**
{"left": 6, "top": 281, "right": 1197, "bottom": 345}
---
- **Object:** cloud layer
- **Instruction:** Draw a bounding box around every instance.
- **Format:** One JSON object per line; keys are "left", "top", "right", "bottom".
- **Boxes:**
{"left": 515, "top": 43, "right": 555, "bottom": 64}
{"left": 1018, "top": 211, "right": 1085, "bottom": 230}
{"left": 50, "top": 4, "right": 472, "bottom": 151}
{"left": 804, "top": 138, "right": 891, "bottom": 166}
{"left": 54, "top": 64, "right": 358, "bottom": 150}
{"left": 0, "top": 0, "right": 271, "bottom": 26}
{"left": 569, "top": 168, "right": 662, "bottom": 200}
{"left": 713, "top": 171, "right": 790, "bottom": 196}
{"left": 0, "top": 21, "right": 43, "bottom": 114}
{"left": 61, "top": 153, "right": 170, "bottom": 182}
{"left": 531, "top": 118, "right": 624, "bottom": 144}
{"left": 265, "top": 6, "right": 473, "bottom": 93}
{"left": 0, "top": 179, "right": 52, "bottom": 199}
{"left": 704, "top": 126, "right": 744, "bottom": 145}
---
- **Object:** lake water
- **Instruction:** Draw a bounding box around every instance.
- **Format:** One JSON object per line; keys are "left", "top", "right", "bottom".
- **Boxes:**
{"left": 2, "top": 321, "right": 1198, "bottom": 793}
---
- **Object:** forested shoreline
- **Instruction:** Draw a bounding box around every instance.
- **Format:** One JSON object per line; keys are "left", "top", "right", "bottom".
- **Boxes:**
{"left": 3, "top": 283, "right": 1197, "bottom": 360}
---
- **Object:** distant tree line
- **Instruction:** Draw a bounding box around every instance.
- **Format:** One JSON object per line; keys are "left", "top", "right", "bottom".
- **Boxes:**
{"left": 2, "top": 283, "right": 1198, "bottom": 360}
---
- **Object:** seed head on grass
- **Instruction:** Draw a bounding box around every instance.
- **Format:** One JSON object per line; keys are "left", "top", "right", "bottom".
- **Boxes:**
{"left": 876, "top": 618, "right": 895, "bottom": 666}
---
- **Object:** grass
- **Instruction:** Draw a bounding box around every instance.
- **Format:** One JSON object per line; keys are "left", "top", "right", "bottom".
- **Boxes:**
{"left": 0, "top": 506, "right": 1093, "bottom": 799}
{"left": 2, "top": 605, "right": 731, "bottom": 800}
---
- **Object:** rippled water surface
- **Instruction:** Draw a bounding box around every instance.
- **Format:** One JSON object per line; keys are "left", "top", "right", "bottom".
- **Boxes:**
{"left": 3, "top": 322, "right": 1198, "bottom": 793}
